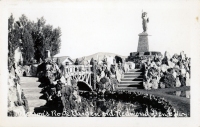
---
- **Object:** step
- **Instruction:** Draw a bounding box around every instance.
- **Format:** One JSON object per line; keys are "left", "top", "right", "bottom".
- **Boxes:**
{"left": 27, "top": 100, "right": 47, "bottom": 108}
{"left": 20, "top": 85, "right": 41, "bottom": 89}
{"left": 124, "top": 75, "right": 143, "bottom": 78}
{"left": 116, "top": 87, "right": 138, "bottom": 90}
{"left": 116, "top": 86, "right": 143, "bottom": 90}
{"left": 23, "top": 93, "right": 45, "bottom": 100}
{"left": 124, "top": 72, "right": 143, "bottom": 76}
{"left": 28, "top": 106, "right": 49, "bottom": 112}
{"left": 22, "top": 88, "right": 42, "bottom": 93}
{"left": 118, "top": 83, "right": 142, "bottom": 87}
{"left": 125, "top": 71, "right": 143, "bottom": 74}
{"left": 128, "top": 69, "right": 142, "bottom": 72}
{"left": 120, "top": 81, "right": 143, "bottom": 85}
{"left": 121, "top": 78, "right": 143, "bottom": 81}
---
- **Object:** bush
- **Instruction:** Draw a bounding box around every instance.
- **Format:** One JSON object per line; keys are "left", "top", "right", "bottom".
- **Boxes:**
{"left": 161, "top": 73, "right": 176, "bottom": 88}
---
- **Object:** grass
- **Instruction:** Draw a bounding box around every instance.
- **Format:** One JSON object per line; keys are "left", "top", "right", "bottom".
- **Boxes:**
{"left": 120, "top": 86, "right": 190, "bottom": 115}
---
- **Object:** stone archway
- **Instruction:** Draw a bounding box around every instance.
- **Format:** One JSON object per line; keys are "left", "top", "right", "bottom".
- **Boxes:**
{"left": 77, "top": 81, "right": 93, "bottom": 91}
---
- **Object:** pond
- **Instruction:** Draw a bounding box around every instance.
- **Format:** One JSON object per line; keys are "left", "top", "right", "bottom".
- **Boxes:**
{"left": 67, "top": 97, "right": 144, "bottom": 117}
{"left": 166, "top": 91, "right": 190, "bottom": 98}
{"left": 39, "top": 91, "right": 180, "bottom": 117}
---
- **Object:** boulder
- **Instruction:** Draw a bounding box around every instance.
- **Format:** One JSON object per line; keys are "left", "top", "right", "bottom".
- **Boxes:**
{"left": 124, "top": 63, "right": 130, "bottom": 72}
{"left": 179, "top": 75, "right": 186, "bottom": 86}
{"left": 172, "top": 71, "right": 177, "bottom": 78}
{"left": 100, "top": 71, "right": 105, "bottom": 79}
{"left": 116, "top": 69, "right": 123, "bottom": 82}
{"left": 160, "top": 82, "right": 165, "bottom": 89}
{"left": 110, "top": 77, "right": 118, "bottom": 91}
{"left": 186, "top": 72, "right": 190, "bottom": 79}
{"left": 156, "top": 76, "right": 161, "bottom": 83}
{"left": 143, "top": 79, "right": 152, "bottom": 90}
{"left": 106, "top": 56, "right": 114, "bottom": 70}
{"left": 155, "top": 61, "right": 162, "bottom": 66}
{"left": 167, "top": 61, "right": 175, "bottom": 68}
{"left": 97, "top": 82, "right": 104, "bottom": 91}
{"left": 141, "top": 59, "right": 147, "bottom": 64}
{"left": 129, "top": 62, "right": 135, "bottom": 69}
{"left": 164, "top": 51, "right": 171, "bottom": 60}
{"left": 180, "top": 51, "right": 185, "bottom": 61}
{"left": 100, "top": 77, "right": 109, "bottom": 84}
{"left": 186, "top": 91, "right": 190, "bottom": 98}
{"left": 104, "top": 81, "right": 112, "bottom": 91}
{"left": 151, "top": 79, "right": 158, "bottom": 89}
{"left": 162, "top": 74, "right": 176, "bottom": 88}
{"left": 180, "top": 68, "right": 186, "bottom": 76}
{"left": 175, "top": 91, "right": 181, "bottom": 96}
{"left": 16, "top": 83, "right": 22, "bottom": 102}
{"left": 59, "top": 76, "right": 66, "bottom": 84}
{"left": 10, "top": 106, "right": 26, "bottom": 117}
{"left": 97, "top": 75, "right": 101, "bottom": 83}
{"left": 160, "top": 64, "right": 169, "bottom": 73}
{"left": 150, "top": 62, "right": 157, "bottom": 68}
{"left": 175, "top": 77, "right": 181, "bottom": 87}
{"left": 186, "top": 72, "right": 190, "bottom": 86}
{"left": 69, "top": 90, "right": 81, "bottom": 104}
{"left": 173, "top": 53, "right": 179, "bottom": 58}
{"left": 174, "top": 65, "right": 180, "bottom": 70}
{"left": 171, "top": 58, "right": 179, "bottom": 64}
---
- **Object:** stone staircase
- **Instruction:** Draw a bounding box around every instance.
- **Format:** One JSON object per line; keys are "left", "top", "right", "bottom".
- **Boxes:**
{"left": 20, "top": 77, "right": 48, "bottom": 116}
{"left": 117, "top": 69, "right": 144, "bottom": 90}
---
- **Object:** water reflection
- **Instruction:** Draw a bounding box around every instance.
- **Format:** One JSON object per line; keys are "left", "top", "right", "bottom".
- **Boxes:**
{"left": 76, "top": 96, "right": 144, "bottom": 117}
{"left": 167, "top": 91, "right": 190, "bottom": 98}
{"left": 39, "top": 91, "right": 184, "bottom": 117}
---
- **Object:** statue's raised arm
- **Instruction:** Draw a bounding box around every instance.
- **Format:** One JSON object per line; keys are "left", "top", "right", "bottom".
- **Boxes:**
{"left": 142, "top": 12, "right": 149, "bottom": 33}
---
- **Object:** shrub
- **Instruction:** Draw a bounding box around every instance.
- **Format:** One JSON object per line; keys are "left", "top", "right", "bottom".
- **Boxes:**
{"left": 161, "top": 73, "right": 176, "bottom": 88}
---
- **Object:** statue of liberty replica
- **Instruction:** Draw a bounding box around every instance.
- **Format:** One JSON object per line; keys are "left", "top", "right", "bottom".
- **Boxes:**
{"left": 137, "top": 11, "right": 149, "bottom": 52}
{"left": 127, "top": 11, "right": 162, "bottom": 68}
{"left": 141, "top": 11, "right": 149, "bottom": 33}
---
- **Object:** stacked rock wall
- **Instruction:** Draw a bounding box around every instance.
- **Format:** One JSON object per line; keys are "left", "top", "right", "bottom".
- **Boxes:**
{"left": 7, "top": 67, "right": 29, "bottom": 117}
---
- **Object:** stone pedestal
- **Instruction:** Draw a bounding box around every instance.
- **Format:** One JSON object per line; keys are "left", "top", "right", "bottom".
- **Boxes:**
{"left": 137, "top": 32, "right": 149, "bottom": 52}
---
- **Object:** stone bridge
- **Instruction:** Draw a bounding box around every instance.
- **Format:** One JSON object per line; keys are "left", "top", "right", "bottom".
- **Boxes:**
{"left": 63, "top": 65, "right": 93, "bottom": 91}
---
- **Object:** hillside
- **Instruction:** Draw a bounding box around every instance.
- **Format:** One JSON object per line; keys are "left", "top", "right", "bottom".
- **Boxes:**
{"left": 75, "top": 52, "right": 127, "bottom": 61}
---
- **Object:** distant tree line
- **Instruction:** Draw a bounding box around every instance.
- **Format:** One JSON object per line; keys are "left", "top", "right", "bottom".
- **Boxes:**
{"left": 8, "top": 14, "right": 61, "bottom": 70}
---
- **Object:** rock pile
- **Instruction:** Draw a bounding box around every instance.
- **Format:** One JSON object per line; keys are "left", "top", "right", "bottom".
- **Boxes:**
{"left": 143, "top": 51, "right": 190, "bottom": 90}
{"left": 8, "top": 65, "right": 29, "bottom": 117}
{"left": 37, "top": 59, "right": 82, "bottom": 112}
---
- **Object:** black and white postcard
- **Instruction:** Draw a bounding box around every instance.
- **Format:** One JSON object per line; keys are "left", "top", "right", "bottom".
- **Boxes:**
{"left": 0, "top": 0, "right": 200, "bottom": 127}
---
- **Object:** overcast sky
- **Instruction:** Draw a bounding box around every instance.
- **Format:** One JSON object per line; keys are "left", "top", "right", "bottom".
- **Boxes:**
{"left": 7, "top": 0, "right": 199, "bottom": 59}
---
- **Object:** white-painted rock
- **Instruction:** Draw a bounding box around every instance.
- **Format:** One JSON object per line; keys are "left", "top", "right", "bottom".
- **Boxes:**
{"left": 168, "top": 61, "right": 175, "bottom": 68}
{"left": 180, "top": 51, "right": 186, "bottom": 61}
{"left": 160, "top": 82, "right": 165, "bottom": 89}
{"left": 176, "top": 77, "right": 181, "bottom": 87}
{"left": 12, "top": 106, "right": 26, "bottom": 117}
{"left": 164, "top": 51, "right": 171, "bottom": 60}
{"left": 151, "top": 79, "right": 158, "bottom": 89}
{"left": 160, "top": 64, "right": 169, "bottom": 72}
